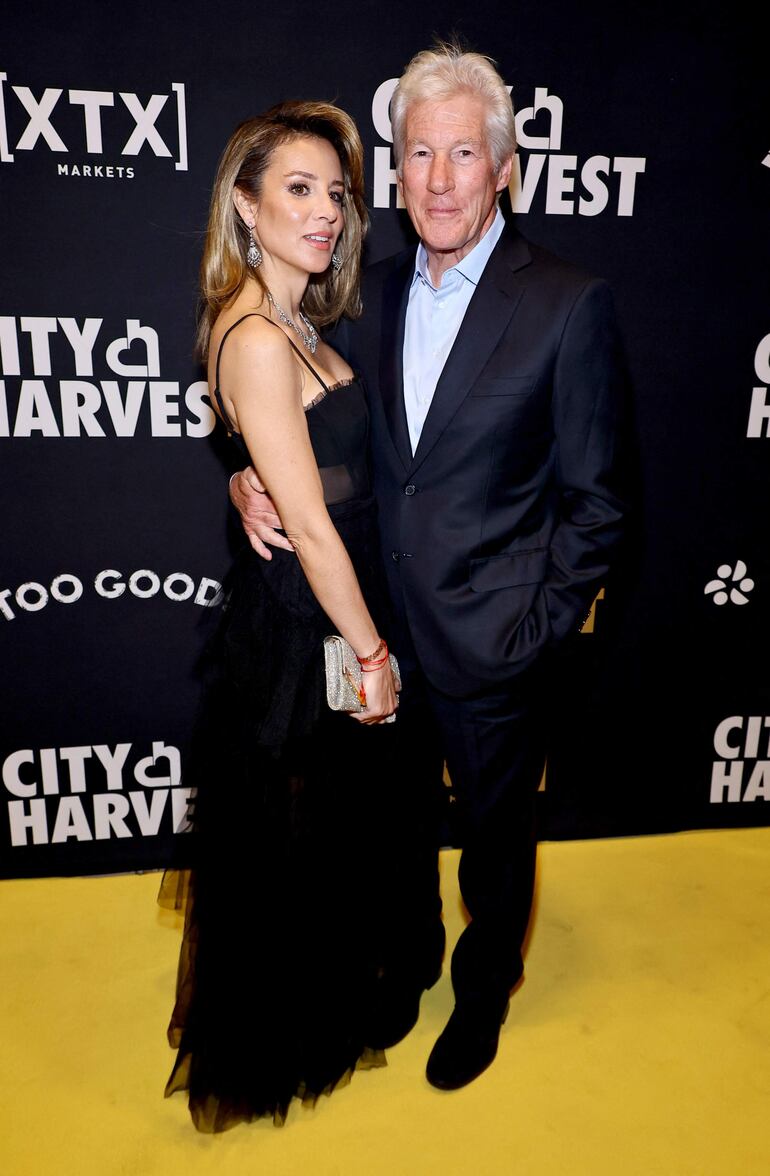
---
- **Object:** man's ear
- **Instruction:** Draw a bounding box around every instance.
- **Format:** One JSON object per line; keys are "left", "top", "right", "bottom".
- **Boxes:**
{"left": 496, "top": 155, "right": 513, "bottom": 193}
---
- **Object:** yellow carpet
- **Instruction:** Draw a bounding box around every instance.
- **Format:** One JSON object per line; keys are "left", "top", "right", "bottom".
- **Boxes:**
{"left": 2, "top": 829, "right": 769, "bottom": 1175}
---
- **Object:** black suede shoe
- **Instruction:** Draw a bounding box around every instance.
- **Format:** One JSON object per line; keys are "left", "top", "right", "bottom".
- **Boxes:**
{"left": 364, "top": 963, "right": 443, "bottom": 1051}
{"left": 425, "top": 999, "right": 510, "bottom": 1090}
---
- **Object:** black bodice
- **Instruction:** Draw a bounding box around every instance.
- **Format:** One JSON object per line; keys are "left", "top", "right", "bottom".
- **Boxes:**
{"left": 213, "top": 312, "right": 372, "bottom": 507}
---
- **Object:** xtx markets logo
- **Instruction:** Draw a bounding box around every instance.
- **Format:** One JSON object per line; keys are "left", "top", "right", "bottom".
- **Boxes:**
{"left": 0, "top": 316, "right": 214, "bottom": 438}
{"left": 0, "top": 72, "right": 187, "bottom": 178}
{"left": 371, "top": 80, "right": 645, "bottom": 216}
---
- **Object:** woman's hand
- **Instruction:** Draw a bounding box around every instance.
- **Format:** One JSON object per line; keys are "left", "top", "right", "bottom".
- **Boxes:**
{"left": 229, "top": 466, "right": 294, "bottom": 559}
{"left": 350, "top": 661, "right": 399, "bottom": 725}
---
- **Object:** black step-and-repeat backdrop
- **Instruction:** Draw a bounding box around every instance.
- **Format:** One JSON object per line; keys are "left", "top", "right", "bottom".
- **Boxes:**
{"left": 2, "top": 3, "right": 768, "bottom": 876}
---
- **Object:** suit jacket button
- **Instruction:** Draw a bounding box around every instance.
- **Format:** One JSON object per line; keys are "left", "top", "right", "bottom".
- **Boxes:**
{"left": 391, "top": 550, "right": 400, "bottom": 563}
{"left": 404, "top": 483, "right": 416, "bottom": 496}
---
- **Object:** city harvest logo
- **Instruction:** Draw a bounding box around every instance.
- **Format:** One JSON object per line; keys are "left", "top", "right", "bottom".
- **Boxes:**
{"left": 0, "top": 73, "right": 187, "bottom": 178}
{"left": 0, "top": 568, "right": 223, "bottom": 622}
{"left": 710, "top": 717, "right": 770, "bottom": 804}
{"left": 747, "top": 332, "right": 770, "bottom": 438}
{"left": 0, "top": 316, "right": 214, "bottom": 438}
{"left": 370, "top": 80, "right": 645, "bottom": 216}
{"left": 704, "top": 561, "right": 754, "bottom": 606}
{"left": 3, "top": 742, "right": 194, "bottom": 847}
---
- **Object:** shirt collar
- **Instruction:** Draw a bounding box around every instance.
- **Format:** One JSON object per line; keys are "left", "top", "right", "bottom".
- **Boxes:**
{"left": 413, "top": 205, "right": 505, "bottom": 291}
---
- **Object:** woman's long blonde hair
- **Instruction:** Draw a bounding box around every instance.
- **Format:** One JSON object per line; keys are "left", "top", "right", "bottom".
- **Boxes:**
{"left": 197, "top": 100, "right": 369, "bottom": 360}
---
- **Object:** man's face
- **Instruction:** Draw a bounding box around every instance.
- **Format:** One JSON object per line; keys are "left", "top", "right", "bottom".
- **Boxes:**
{"left": 398, "top": 93, "right": 512, "bottom": 280}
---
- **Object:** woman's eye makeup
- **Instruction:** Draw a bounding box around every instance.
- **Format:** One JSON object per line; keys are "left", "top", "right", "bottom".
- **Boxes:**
{"left": 286, "top": 181, "right": 345, "bottom": 205}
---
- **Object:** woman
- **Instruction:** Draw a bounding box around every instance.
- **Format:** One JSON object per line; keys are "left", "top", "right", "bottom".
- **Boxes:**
{"left": 162, "top": 102, "right": 401, "bottom": 1131}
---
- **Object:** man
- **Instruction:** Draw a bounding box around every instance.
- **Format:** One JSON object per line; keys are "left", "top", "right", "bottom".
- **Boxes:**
{"left": 231, "top": 43, "right": 629, "bottom": 1090}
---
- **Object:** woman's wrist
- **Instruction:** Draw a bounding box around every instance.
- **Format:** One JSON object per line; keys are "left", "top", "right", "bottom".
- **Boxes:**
{"left": 356, "top": 636, "right": 385, "bottom": 664}
{"left": 358, "top": 638, "right": 389, "bottom": 671}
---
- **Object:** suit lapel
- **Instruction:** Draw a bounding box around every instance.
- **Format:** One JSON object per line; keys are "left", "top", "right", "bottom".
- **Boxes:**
{"left": 409, "top": 228, "right": 532, "bottom": 475}
{"left": 378, "top": 253, "right": 414, "bottom": 472}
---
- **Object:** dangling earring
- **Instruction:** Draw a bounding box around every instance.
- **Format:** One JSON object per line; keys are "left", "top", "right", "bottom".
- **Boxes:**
{"left": 246, "top": 226, "right": 262, "bottom": 269}
{"left": 331, "top": 252, "right": 342, "bottom": 274}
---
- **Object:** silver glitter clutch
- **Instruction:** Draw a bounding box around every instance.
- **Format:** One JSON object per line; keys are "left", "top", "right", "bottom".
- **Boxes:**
{"left": 323, "top": 635, "right": 401, "bottom": 719}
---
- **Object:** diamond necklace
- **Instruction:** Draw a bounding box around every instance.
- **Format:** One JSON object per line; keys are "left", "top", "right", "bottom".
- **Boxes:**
{"left": 266, "top": 291, "right": 318, "bottom": 354}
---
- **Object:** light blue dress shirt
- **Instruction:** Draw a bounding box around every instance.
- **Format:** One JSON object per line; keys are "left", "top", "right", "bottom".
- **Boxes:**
{"left": 403, "top": 206, "right": 505, "bottom": 454}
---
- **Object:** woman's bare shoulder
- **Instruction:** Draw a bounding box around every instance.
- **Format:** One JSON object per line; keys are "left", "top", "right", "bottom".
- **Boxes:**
{"left": 212, "top": 311, "right": 291, "bottom": 365}
{"left": 211, "top": 314, "right": 300, "bottom": 400}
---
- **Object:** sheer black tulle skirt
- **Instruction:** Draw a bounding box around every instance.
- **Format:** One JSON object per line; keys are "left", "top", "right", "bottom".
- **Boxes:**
{"left": 161, "top": 497, "right": 395, "bottom": 1130}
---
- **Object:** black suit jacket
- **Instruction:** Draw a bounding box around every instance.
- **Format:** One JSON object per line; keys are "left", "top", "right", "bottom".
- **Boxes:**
{"left": 338, "top": 224, "right": 629, "bottom": 698}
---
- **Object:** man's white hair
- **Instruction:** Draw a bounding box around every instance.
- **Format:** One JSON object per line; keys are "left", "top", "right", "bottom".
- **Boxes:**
{"left": 391, "top": 41, "right": 516, "bottom": 174}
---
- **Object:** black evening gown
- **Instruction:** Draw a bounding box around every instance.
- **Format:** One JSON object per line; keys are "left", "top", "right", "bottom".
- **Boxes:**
{"left": 161, "top": 317, "right": 397, "bottom": 1130}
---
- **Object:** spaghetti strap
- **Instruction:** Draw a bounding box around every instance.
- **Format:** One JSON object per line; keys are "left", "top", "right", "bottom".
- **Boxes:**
{"left": 213, "top": 313, "right": 330, "bottom": 431}
{"left": 269, "top": 326, "right": 330, "bottom": 393}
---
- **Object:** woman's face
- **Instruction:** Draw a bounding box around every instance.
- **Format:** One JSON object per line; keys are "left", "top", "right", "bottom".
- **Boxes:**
{"left": 250, "top": 135, "right": 346, "bottom": 278}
